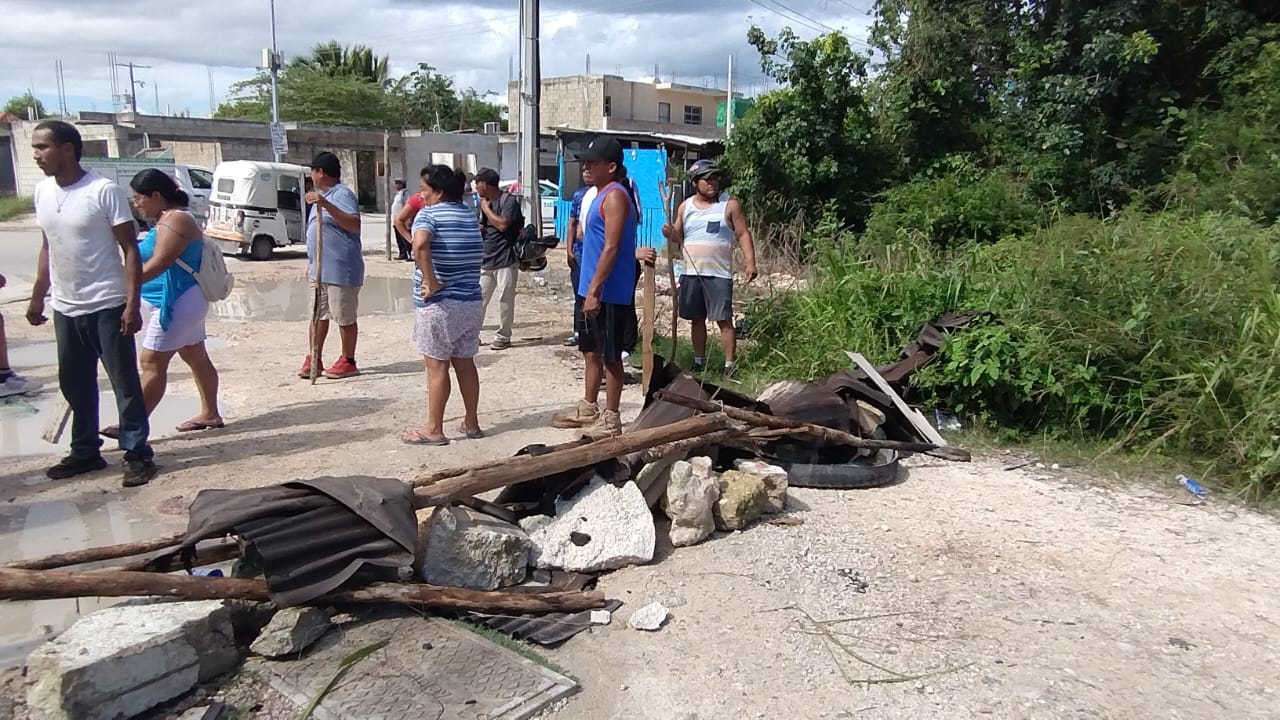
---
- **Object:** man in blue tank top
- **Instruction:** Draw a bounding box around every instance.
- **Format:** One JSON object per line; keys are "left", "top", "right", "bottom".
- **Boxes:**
{"left": 662, "top": 159, "right": 757, "bottom": 376}
{"left": 551, "top": 137, "right": 638, "bottom": 438}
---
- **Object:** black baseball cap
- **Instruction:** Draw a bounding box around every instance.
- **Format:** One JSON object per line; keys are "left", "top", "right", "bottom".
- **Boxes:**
{"left": 474, "top": 168, "right": 500, "bottom": 186}
{"left": 575, "top": 136, "right": 624, "bottom": 165}
{"left": 308, "top": 151, "right": 342, "bottom": 178}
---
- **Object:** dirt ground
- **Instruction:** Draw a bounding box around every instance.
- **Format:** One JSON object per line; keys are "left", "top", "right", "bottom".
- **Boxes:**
{"left": 1, "top": 225, "right": 1278, "bottom": 719}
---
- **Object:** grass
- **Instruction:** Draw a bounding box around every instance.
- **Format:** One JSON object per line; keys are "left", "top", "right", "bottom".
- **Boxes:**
{"left": 0, "top": 196, "right": 33, "bottom": 221}
{"left": 451, "top": 619, "right": 576, "bottom": 679}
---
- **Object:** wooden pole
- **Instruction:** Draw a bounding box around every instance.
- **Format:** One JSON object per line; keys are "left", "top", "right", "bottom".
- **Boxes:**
{"left": 0, "top": 567, "right": 606, "bottom": 614}
{"left": 641, "top": 258, "right": 656, "bottom": 390}
{"left": 659, "top": 179, "right": 677, "bottom": 361}
{"left": 9, "top": 413, "right": 736, "bottom": 572}
{"left": 310, "top": 204, "right": 325, "bottom": 384}
{"left": 383, "top": 129, "right": 394, "bottom": 261}
{"left": 654, "top": 391, "right": 972, "bottom": 462}
{"left": 412, "top": 411, "right": 733, "bottom": 506}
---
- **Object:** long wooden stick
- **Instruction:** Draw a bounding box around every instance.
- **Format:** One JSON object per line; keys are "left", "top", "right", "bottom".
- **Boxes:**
{"left": 0, "top": 567, "right": 605, "bottom": 614}
{"left": 412, "top": 411, "right": 733, "bottom": 506}
{"left": 310, "top": 204, "right": 325, "bottom": 384}
{"left": 659, "top": 179, "right": 677, "bottom": 361}
{"left": 9, "top": 413, "right": 736, "bottom": 572}
{"left": 846, "top": 351, "right": 948, "bottom": 447}
{"left": 655, "top": 392, "right": 971, "bottom": 462}
{"left": 641, "top": 258, "right": 656, "bottom": 390}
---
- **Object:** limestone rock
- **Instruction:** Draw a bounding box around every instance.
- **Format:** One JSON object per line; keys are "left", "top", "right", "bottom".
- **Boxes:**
{"left": 664, "top": 458, "right": 720, "bottom": 547}
{"left": 521, "top": 476, "right": 655, "bottom": 572}
{"left": 250, "top": 607, "right": 333, "bottom": 659}
{"left": 417, "top": 506, "right": 530, "bottom": 590}
{"left": 732, "top": 459, "right": 789, "bottom": 513}
{"left": 26, "top": 601, "right": 238, "bottom": 720}
{"left": 628, "top": 602, "right": 669, "bottom": 631}
{"left": 714, "top": 471, "right": 769, "bottom": 531}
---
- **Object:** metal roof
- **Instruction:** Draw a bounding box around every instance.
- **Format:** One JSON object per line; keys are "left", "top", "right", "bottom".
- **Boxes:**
{"left": 550, "top": 126, "right": 722, "bottom": 148}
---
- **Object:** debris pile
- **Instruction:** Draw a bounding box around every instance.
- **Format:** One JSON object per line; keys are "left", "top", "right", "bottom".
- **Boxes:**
{"left": 0, "top": 315, "right": 977, "bottom": 718}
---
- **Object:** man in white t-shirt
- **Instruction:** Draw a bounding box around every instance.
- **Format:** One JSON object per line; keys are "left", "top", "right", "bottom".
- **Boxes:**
{"left": 27, "top": 120, "right": 157, "bottom": 487}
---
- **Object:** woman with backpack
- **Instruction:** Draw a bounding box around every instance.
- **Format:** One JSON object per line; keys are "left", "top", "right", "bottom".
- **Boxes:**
{"left": 102, "top": 169, "right": 223, "bottom": 438}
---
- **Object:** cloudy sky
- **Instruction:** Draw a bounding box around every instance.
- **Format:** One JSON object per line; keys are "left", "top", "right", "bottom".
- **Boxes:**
{"left": 0, "top": 0, "right": 874, "bottom": 118}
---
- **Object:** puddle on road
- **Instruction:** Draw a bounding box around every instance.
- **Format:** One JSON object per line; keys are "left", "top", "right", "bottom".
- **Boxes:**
{"left": 8, "top": 337, "right": 228, "bottom": 369}
{"left": 0, "top": 392, "right": 208, "bottom": 457}
{"left": 0, "top": 494, "right": 151, "bottom": 667}
{"left": 211, "top": 276, "right": 415, "bottom": 321}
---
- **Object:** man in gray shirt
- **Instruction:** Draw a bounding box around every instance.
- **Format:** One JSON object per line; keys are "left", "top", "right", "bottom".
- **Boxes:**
{"left": 474, "top": 168, "right": 521, "bottom": 350}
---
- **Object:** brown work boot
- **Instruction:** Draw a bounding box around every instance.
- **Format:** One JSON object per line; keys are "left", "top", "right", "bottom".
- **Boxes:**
{"left": 551, "top": 399, "right": 599, "bottom": 429}
{"left": 578, "top": 409, "right": 623, "bottom": 440}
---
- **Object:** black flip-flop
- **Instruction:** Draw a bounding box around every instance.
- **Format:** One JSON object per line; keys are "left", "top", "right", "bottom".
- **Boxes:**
{"left": 402, "top": 429, "right": 449, "bottom": 446}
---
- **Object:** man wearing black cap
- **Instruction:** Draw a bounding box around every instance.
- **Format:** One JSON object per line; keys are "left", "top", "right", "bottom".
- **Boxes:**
{"left": 551, "top": 137, "right": 639, "bottom": 438}
{"left": 300, "top": 151, "right": 364, "bottom": 379}
{"left": 473, "top": 167, "right": 521, "bottom": 350}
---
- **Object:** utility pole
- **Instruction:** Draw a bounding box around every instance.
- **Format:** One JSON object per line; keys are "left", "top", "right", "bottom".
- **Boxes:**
{"left": 726, "top": 54, "right": 734, "bottom": 137}
{"left": 114, "top": 60, "right": 152, "bottom": 114}
{"left": 518, "top": 0, "right": 542, "bottom": 230}
{"left": 267, "top": 0, "right": 283, "bottom": 162}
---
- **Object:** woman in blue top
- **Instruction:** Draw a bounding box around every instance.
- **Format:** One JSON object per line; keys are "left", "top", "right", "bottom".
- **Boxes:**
{"left": 102, "top": 169, "right": 223, "bottom": 439}
{"left": 403, "top": 165, "right": 485, "bottom": 446}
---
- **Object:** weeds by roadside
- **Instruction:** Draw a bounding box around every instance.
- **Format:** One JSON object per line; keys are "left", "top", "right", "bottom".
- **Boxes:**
{"left": 0, "top": 196, "right": 32, "bottom": 222}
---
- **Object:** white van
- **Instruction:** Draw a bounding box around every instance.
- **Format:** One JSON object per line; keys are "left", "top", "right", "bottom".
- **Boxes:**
{"left": 82, "top": 157, "right": 214, "bottom": 227}
{"left": 204, "top": 161, "right": 308, "bottom": 261}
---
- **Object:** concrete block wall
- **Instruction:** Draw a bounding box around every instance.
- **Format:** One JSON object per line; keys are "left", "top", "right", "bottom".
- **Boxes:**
{"left": 10, "top": 121, "right": 123, "bottom": 196}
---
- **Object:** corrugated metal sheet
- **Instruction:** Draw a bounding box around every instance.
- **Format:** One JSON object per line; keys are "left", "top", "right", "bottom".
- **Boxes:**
{"left": 465, "top": 599, "right": 623, "bottom": 647}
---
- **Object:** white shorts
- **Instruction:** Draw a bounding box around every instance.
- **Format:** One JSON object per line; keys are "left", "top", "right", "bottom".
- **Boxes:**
{"left": 141, "top": 285, "right": 209, "bottom": 353}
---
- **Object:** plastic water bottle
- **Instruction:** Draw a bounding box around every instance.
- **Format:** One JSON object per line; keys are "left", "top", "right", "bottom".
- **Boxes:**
{"left": 1176, "top": 474, "right": 1207, "bottom": 497}
{"left": 190, "top": 568, "right": 224, "bottom": 577}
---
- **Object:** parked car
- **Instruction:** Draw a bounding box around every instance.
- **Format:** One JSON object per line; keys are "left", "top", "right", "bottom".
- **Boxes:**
{"left": 500, "top": 179, "right": 559, "bottom": 225}
{"left": 81, "top": 157, "right": 213, "bottom": 228}
{"left": 204, "top": 161, "right": 308, "bottom": 261}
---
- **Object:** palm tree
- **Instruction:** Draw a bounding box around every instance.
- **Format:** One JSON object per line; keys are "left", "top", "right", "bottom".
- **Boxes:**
{"left": 290, "top": 41, "right": 390, "bottom": 88}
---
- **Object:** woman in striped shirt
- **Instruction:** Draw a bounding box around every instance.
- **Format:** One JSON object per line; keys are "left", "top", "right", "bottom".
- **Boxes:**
{"left": 403, "top": 165, "right": 486, "bottom": 446}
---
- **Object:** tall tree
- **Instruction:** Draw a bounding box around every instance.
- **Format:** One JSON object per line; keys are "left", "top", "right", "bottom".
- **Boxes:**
{"left": 290, "top": 41, "right": 391, "bottom": 88}
{"left": 4, "top": 92, "right": 48, "bottom": 119}
{"left": 723, "top": 28, "right": 890, "bottom": 228}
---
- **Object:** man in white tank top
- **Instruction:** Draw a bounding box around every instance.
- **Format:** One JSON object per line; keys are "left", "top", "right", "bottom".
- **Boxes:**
{"left": 661, "top": 159, "right": 757, "bottom": 375}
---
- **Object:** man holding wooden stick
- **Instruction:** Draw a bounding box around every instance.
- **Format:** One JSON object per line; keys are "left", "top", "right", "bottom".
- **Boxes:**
{"left": 551, "top": 137, "right": 639, "bottom": 438}
{"left": 662, "top": 159, "right": 757, "bottom": 377}
{"left": 299, "top": 152, "right": 364, "bottom": 380}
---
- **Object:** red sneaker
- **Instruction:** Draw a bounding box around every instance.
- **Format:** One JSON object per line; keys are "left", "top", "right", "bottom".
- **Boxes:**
{"left": 298, "top": 355, "right": 322, "bottom": 379}
{"left": 323, "top": 356, "right": 360, "bottom": 379}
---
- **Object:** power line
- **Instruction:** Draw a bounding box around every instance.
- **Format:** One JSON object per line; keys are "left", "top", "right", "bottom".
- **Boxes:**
{"left": 751, "top": 0, "right": 872, "bottom": 48}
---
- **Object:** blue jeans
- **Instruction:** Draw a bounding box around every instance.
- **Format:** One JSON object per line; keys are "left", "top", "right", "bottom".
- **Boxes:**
{"left": 54, "top": 306, "right": 152, "bottom": 460}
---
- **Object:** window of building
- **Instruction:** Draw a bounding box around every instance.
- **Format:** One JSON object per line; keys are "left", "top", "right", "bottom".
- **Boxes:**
{"left": 658, "top": 102, "right": 671, "bottom": 123}
{"left": 684, "top": 105, "right": 703, "bottom": 125}
{"left": 604, "top": 95, "right": 612, "bottom": 118}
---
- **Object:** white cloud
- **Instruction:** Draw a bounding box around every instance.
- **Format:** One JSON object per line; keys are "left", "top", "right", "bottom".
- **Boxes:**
{"left": 0, "top": 0, "right": 874, "bottom": 117}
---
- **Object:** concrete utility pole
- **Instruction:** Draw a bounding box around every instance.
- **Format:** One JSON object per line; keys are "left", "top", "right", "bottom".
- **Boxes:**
{"left": 115, "top": 61, "right": 152, "bottom": 114}
{"left": 726, "top": 54, "right": 734, "bottom": 137}
{"left": 268, "top": 0, "right": 283, "bottom": 162}
{"left": 519, "top": 0, "right": 542, "bottom": 230}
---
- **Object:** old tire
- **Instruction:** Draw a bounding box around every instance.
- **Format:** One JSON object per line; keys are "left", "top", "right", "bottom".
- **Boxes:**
{"left": 250, "top": 236, "right": 274, "bottom": 261}
{"left": 775, "top": 450, "right": 900, "bottom": 490}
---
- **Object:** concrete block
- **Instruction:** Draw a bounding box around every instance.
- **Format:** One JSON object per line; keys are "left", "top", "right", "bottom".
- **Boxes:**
{"left": 250, "top": 607, "right": 333, "bottom": 659}
{"left": 416, "top": 505, "right": 530, "bottom": 590}
{"left": 27, "top": 601, "right": 238, "bottom": 720}
{"left": 521, "top": 476, "right": 655, "bottom": 572}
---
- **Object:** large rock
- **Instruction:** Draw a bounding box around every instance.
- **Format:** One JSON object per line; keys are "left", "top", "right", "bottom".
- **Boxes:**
{"left": 664, "top": 457, "right": 720, "bottom": 547}
{"left": 417, "top": 506, "right": 530, "bottom": 590}
{"left": 521, "top": 476, "right": 655, "bottom": 572}
{"left": 714, "top": 471, "right": 769, "bottom": 531}
{"left": 732, "top": 459, "right": 789, "bottom": 513}
{"left": 26, "top": 601, "right": 239, "bottom": 720}
{"left": 250, "top": 607, "right": 333, "bottom": 659}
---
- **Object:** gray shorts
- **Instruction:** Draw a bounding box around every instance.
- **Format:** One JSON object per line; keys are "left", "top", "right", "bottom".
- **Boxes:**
{"left": 316, "top": 283, "right": 360, "bottom": 326}
{"left": 678, "top": 275, "right": 733, "bottom": 321}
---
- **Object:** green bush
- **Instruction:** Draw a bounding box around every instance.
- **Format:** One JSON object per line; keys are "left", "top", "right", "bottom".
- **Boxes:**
{"left": 862, "top": 161, "right": 1044, "bottom": 249}
{"left": 744, "top": 210, "right": 1280, "bottom": 499}
{"left": 0, "top": 196, "right": 32, "bottom": 222}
